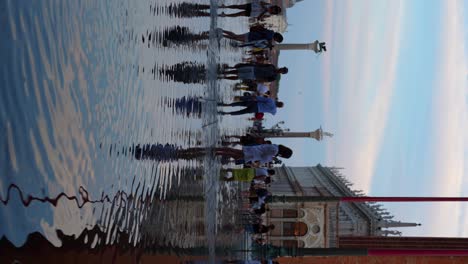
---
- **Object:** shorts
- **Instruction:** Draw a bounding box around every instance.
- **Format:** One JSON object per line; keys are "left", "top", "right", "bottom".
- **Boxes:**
{"left": 237, "top": 66, "right": 255, "bottom": 80}
{"left": 241, "top": 33, "right": 250, "bottom": 42}
{"left": 245, "top": 4, "right": 252, "bottom": 16}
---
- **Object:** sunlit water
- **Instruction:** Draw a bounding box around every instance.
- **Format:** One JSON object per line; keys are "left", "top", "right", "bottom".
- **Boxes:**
{"left": 0, "top": 0, "right": 251, "bottom": 261}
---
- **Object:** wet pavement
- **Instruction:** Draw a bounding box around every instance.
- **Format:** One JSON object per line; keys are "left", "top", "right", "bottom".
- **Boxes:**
{"left": 0, "top": 0, "right": 251, "bottom": 262}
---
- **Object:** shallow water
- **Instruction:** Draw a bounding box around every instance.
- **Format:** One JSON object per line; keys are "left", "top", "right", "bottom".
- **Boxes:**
{"left": 0, "top": 0, "right": 249, "bottom": 262}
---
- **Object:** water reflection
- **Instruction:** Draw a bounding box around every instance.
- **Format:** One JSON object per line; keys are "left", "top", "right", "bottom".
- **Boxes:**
{"left": 160, "top": 26, "right": 209, "bottom": 47}
{"left": 160, "top": 62, "right": 207, "bottom": 84}
{"left": 154, "top": 3, "right": 212, "bottom": 18}
{"left": 159, "top": 62, "right": 230, "bottom": 84}
{"left": 0, "top": 0, "right": 245, "bottom": 262}
{"left": 0, "top": 184, "right": 106, "bottom": 208}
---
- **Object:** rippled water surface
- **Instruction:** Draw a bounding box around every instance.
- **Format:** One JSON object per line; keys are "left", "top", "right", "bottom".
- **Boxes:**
{"left": 0, "top": 0, "right": 249, "bottom": 262}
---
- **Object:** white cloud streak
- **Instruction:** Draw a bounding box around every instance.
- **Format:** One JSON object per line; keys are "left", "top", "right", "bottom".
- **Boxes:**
{"left": 425, "top": 0, "right": 468, "bottom": 237}
{"left": 322, "top": 0, "right": 405, "bottom": 191}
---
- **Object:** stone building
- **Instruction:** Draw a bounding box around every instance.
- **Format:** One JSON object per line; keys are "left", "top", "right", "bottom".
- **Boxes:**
{"left": 265, "top": 165, "right": 419, "bottom": 248}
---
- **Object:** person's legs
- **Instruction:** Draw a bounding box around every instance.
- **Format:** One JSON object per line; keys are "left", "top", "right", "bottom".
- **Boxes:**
{"left": 221, "top": 75, "right": 239, "bottom": 80}
{"left": 193, "top": 4, "right": 210, "bottom": 9}
{"left": 221, "top": 140, "right": 240, "bottom": 146}
{"left": 214, "top": 148, "right": 244, "bottom": 159}
{"left": 219, "top": 11, "right": 249, "bottom": 17}
{"left": 238, "top": 96, "right": 255, "bottom": 101}
{"left": 222, "top": 30, "right": 237, "bottom": 37}
{"left": 224, "top": 101, "right": 253, "bottom": 107}
{"left": 221, "top": 105, "right": 257, "bottom": 116}
{"left": 219, "top": 4, "right": 250, "bottom": 10}
{"left": 227, "top": 141, "right": 241, "bottom": 146}
{"left": 224, "top": 135, "right": 242, "bottom": 139}
{"left": 222, "top": 34, "right": 245, "bottom": 42}
{"left": 222, "top": 69, "right": 238, "bottom": 75}
{"left": 222, "top": 31, "right": 247, "bottom": 42}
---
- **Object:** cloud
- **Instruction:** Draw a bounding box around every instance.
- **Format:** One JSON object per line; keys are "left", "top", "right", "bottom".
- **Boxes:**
{"left": 320, "top": 0, "right": 334, "bottom": 113}
{"left": 425, "top": 0, "right": 468, "bottom": 237}
{"left": 322, "top": 0, "right": 405, "bottom": 191}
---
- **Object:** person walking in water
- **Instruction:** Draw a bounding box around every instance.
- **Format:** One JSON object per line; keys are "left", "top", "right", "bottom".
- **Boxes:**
{"left": 181, "top": 143, "right": 292, "bottom": 166}
{"left": 221, "top": 63, "right": 288, "bottom": 82}
{"left": 218, "top": 95, "right": 283, "bottom": 116}
{"left": 219, "top": 2, "right": 282, "bottom": 20}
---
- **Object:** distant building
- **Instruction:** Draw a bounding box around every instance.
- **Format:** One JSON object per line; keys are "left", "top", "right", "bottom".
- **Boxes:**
{"left": 265, "top": 165, "right": 419, "bottom": 248}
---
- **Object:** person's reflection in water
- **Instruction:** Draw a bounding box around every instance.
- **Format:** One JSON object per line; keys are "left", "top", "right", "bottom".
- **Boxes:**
{"left": 159, "top": 62, "right": 207, "bottom": 84}
{"left": 160, "top": 62, "right": 230, "bottom": 84}
{"left": 133, "top": 143, "right": 208, "bottom": 161}
{"left": 173, "top": 96, "right": 203, "bottom": 118}
{"left": 134, "top": 144, "right": 181, "bottom": 161}
{"left": 165, "top": 3, "right": 211, "bottom": 18}
{"left": 160, "top": 26, "right": 210, "bottom": 47}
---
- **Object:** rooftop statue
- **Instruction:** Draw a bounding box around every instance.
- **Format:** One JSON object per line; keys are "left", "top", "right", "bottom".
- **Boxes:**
{"left": 318, "top": 42, "right": 327, "bottom": 52}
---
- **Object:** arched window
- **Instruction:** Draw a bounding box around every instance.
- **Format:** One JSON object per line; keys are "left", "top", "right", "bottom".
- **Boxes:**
{"left": 283, "top": 222, "right": 308, "bottom": 236}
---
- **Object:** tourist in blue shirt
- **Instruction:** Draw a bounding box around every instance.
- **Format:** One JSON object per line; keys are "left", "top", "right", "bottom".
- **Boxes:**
{"left": 218, "top": 96, "right": 283, "bottom": 116}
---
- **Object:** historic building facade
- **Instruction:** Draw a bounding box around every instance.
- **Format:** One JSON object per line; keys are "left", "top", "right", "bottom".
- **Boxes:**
{"left": 265, "top": 165, "right": 418, "bottom": 248}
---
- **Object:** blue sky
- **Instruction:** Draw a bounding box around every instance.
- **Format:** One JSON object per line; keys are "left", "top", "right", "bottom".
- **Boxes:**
{"left": 276, "top": 0, "right": 468, "bottom": 237}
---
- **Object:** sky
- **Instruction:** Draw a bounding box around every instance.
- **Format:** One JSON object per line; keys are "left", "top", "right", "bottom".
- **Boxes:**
{"left": 275, "top": 0, "right": 468, "bottom": 237}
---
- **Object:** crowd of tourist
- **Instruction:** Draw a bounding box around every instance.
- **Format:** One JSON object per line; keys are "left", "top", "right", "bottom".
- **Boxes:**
{"left": 212, "top": 3, "right": 296, "bottom": 263}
